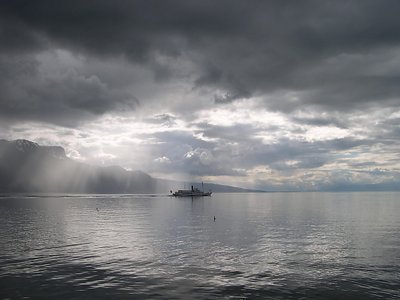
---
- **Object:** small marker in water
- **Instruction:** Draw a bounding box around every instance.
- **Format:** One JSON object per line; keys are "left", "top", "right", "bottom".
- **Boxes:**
{"left": 214, "top": 216, "right": 216, "bottom": 221}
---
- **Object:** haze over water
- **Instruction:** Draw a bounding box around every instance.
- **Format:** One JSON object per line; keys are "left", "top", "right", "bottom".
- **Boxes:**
{"left": 0, "top": 192, "right": 399, "bottom": 299}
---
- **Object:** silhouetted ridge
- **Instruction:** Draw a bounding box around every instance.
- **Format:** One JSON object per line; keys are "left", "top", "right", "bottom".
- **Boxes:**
{"left": 0, "top": 139, "right": 262, "bottom": 194}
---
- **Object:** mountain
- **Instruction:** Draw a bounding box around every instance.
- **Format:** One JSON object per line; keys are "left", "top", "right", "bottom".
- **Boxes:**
{"left": 0, "top": 139, "right": 263, "bottom": 194}
{"left": 187, "top": 182, "right": 262, "bottom": 193}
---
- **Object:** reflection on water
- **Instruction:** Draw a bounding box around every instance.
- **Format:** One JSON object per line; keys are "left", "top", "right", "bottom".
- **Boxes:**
{"left": 0, "top": 192, "right": 399, "bottom": 299}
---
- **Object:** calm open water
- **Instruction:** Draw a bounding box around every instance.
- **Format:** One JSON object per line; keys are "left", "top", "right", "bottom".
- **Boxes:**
{"left": 0, "top": 192, "right": 399, "bottom": 299}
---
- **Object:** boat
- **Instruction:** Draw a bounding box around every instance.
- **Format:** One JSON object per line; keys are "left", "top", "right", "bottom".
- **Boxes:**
{"left": 171, "top": 184, "right": 212, "bottom": 197}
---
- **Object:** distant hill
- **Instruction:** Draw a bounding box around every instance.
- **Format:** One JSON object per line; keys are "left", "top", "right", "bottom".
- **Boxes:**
{"left": 0, "top": 139, "right": 263, "bottom": 194}
{"left": 188, "top": 182, "right": 263, "bottom": 193}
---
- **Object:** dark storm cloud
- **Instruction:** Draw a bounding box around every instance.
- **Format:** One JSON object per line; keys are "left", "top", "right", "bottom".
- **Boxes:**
{"left": 214, "top": 90, "right": 251, "bottom": 105}
{"left": 0, "top": 53, "right": 138, "bottom": 126}
{"left": 2, "top": 0, "right": 400, "bottom": 122}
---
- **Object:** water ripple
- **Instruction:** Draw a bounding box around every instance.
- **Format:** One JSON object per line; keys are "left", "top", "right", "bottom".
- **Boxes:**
{"left": 1, "top": 192, "right": 400, "bottom": 299}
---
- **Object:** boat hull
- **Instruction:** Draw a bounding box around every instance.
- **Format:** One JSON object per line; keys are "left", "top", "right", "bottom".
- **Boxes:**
{"left": 172, "top": 192, "right": 212, "bottom": 197}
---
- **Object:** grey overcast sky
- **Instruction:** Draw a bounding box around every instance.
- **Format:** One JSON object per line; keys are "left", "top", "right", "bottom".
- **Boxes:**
{"left": 1, "top": 0, "right": 400, "bottom": 190}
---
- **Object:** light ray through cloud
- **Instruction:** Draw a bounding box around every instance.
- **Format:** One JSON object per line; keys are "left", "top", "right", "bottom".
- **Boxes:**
{"left": 1, "top": 1, "right": 400, "bottom": 191}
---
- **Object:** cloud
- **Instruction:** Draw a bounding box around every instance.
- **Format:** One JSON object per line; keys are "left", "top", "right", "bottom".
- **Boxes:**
{"left": 2, "top": 1, "right": 400, "bottom": 190}
{"left": 0, "top": 51, "right": 138, "bottom": 126}
{"left": 144, "top": 114, "right": 177, "bottom": 127}
{"left": 214, "top": 90, "right": 251, "bottom": 104}
{"left": 2, "top": 0, "right": 400, "bottom": 115}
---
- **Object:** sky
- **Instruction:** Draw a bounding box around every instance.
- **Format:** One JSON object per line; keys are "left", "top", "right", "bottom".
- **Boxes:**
{"left": 1, "top": 0, "right": 400, "bottom": 191}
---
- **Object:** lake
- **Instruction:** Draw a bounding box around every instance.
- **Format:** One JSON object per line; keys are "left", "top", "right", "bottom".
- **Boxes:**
{"left": 0, "top": 192, "right": 399, "bottom": 299}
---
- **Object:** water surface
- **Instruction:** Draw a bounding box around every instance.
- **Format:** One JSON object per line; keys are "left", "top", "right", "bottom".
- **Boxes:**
{"left": 0, "top": 192, "right": 399, "bottom": 299}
